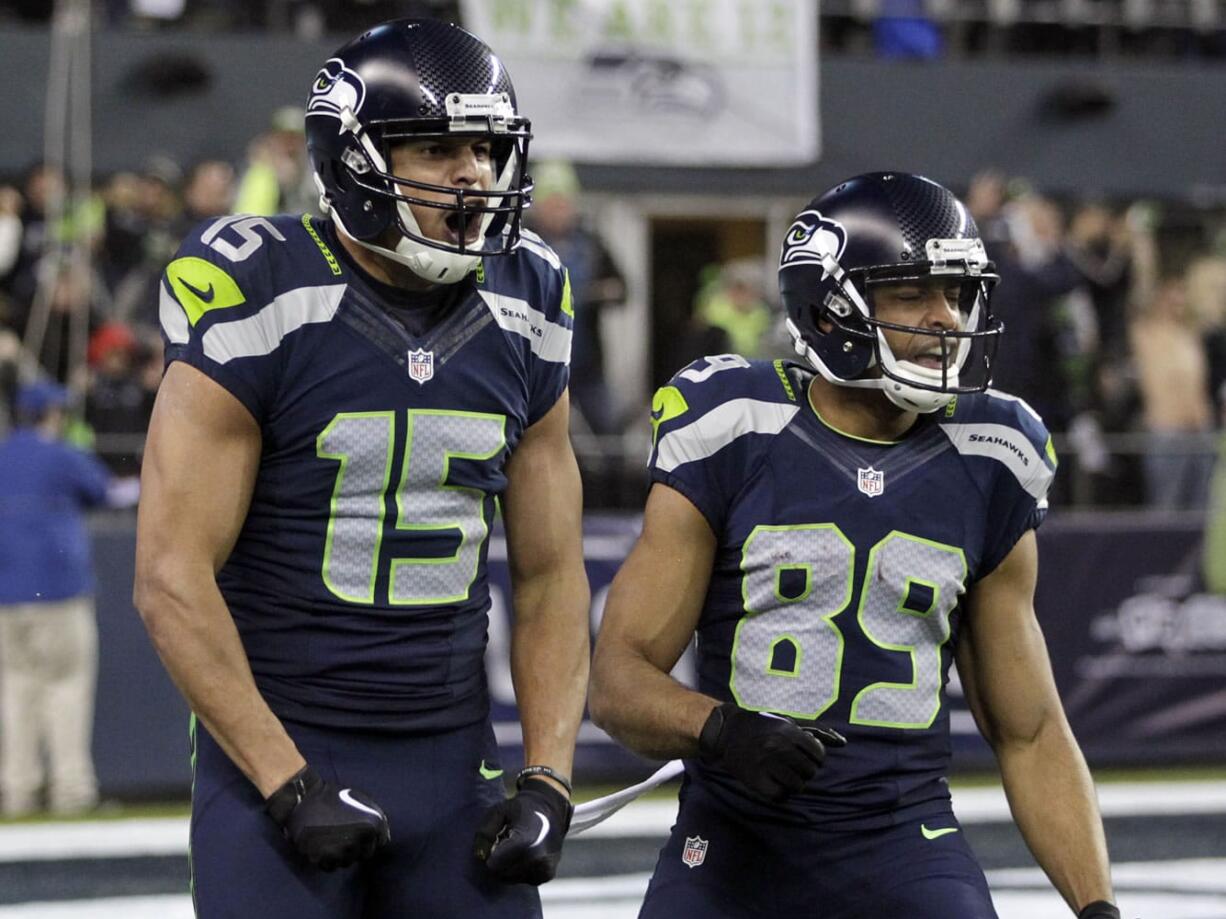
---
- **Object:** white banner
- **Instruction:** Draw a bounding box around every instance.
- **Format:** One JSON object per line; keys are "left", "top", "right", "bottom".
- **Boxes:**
{"left": 459, "top": 0, "right": 819, "bottom": 166}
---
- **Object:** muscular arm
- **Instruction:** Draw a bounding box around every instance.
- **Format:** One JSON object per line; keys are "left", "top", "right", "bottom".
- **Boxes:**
{"left": 501, "top": 391, "right": 590, "bottom": 796}
{"left": 957, "top": 530, "right": 1113, "bottom": 913}
{"left": 133, "top": 361, "right": 305, "bottom": 797}
{"left": 589, "top": 483, "right": 720, "bottom": 760}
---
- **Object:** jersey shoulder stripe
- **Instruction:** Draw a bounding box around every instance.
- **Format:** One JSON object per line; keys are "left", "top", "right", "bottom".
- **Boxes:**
{"left": 651, "top": 358, "right": 799, "bottom": 473}
{"left": 938, "top": 390, "right": 1056, "bottom": 502}
{"left": 478, "top": 289, "right": 572, "bottom": 364}
{"left": 161, "top": 214, "right": 342, "bottom": 345}
{"left": 655, "top": 397, "right": 799, "bottom": 473}
{"left": 517, "top": 229, "right": 562, "bottom": 271}
{"left": 201, "top": 283, "right": 347, "bottom": 364}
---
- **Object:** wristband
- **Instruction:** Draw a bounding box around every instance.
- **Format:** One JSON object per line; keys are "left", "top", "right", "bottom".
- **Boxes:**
{"left": 516, "top": 765, "right": 572, "bottom": 796}
{"left": 1077, "top": 901, "right": 1121, "bottom": 919}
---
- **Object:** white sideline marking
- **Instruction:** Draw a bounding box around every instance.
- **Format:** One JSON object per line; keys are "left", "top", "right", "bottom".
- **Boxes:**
{"left": 1, "top": 781, "right": 1225, "bottom": 861}
{"left": 0, "top": 861, "right": 1224, "bottom": 917}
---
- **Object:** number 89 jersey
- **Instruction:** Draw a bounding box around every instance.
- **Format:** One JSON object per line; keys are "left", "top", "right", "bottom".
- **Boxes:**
{"left": 159, "top": 214, "right": 572, "bottom": 732}
{"left": 648, "top": 356, "right": 1056, "bottom": 827}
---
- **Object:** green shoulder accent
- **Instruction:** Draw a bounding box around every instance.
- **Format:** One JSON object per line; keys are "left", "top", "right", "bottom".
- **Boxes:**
{"left": 944, "top": 396, "right": 958, "bottom": 418}
{"left": 301, "top": 215, "right": 342, "bottom": 276}
{"left": 167, "top": 257, "right": 246, "bottom": 326}
{"left": 650, "top": 385, "right": 689, "bottom": 444}
{"left": 773, "top": 359, "right": 797, "bottom": 402}
{"left": 475, "top": 259, "right": 486, "bottom": 284}
{"left": 560, "top": 268, "right": 574, "bottom": 318}
{"left": 1045, "top": 434, "right": 1058, "bottom": 467}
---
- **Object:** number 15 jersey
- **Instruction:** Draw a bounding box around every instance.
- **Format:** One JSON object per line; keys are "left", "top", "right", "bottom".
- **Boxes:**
{"left": 648, "top": 356, "right": 1056, "bottom": 828}
{"left": 159, "top": 214, "right": 572, "bottom": 733}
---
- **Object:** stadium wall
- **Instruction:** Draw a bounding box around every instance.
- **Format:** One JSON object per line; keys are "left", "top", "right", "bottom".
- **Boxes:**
{"left": 0, "top": 27, "right": 1224, "bottom": 200}
{"left": 89, "top": 511, "right": 1226, "bottom": 799}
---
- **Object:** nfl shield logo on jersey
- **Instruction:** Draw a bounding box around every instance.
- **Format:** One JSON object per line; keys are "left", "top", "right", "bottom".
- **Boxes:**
{"left": 681, "top": 835, "right": 708, "bottom": 868}
{"left": 857, "top": 466, "right": 884, "bottom": 497}
{"left": 407, "top": 348, "right": 434, "bottom": 385}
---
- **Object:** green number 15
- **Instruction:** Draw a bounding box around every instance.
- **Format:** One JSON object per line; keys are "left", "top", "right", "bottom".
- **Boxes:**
{"left": 316, "top": 409, "right": 506, "bottom": 606}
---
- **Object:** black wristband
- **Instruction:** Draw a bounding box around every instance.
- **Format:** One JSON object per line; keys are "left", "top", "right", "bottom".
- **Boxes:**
{"left": 264, "top": 765, "right": 319, "bottom": 827}
{"left": 515, "top": 765, "right": 572, "bottom": 795}
{"left": 1077, "top": 901, "right": 1121, "bottom": 919}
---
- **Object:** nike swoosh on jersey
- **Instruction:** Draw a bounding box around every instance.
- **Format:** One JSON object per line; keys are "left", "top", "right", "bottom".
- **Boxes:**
{"left": 179, "top": 278, "right": 216, "bottom": 303}
{"left": 479, "top": 761, "right": 504, "bottom": 781}
{"left": 531, "top": 810, "right": 550, "bottom": 848}
{"left": 921, "top": 824, "right": 960, "bottom": 840}
{"left": 338, "top": 788, "right": 383, "bottom": 819}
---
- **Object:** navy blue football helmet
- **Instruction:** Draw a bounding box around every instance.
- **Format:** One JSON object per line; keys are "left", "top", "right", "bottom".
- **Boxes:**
{"left": 778, "top": 172, "right": 1003, "bottom": 413}
{"left": 304, "top": 19, "right": 532, "bottom": 284}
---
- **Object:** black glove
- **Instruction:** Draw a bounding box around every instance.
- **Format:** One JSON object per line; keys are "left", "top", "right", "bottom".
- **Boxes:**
{"left": 473, "top": 778, "right": 573, "bottom": 885}
{"left": 1078, "top": 902, "right": 1121, "bottom": 919}
{"left": 264, "top": 765, "right": 390, "bottom": 871}
{"left": 698, "top": 702, "right": 847, "bottom": 803}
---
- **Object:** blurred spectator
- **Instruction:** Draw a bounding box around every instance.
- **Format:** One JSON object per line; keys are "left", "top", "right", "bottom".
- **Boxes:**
{"left": 1066, "top": 201, "right": 1136, "bottom": 363}
{"left": 179, "top": 159, "right": 235, "bottom": 228}
{"left": 234, "top": 106, "right": 315, "bottom": 216}
{"left": 873, "top": 0, "right": 944, "bottom": 59}
{"left": 0, "top": 381, "right": 110, "bottom": 817}
{"left": 693, "top": 257, "right": 775, "bottom": 361}
{"left": 1184, "top": 253, "right": 1226, "bottom": 421}
{"left": 981, "top": 190, "right": 1086, "bottom": 430}
{"left": 85, "top": 322, "right": 156, "bottom": 476}
{"left": 2, "top": 163, "right": 65, "bottom": 329}
{"left": 0, "top": 185, "right": 20, "bottom": 284}
{"left": 672, "top": 309, "right": 733, "bottom": 374}
{"left": 524, "top": 160, "right": 627, "bottom": 435}
{"left": 100, "top": 159, "right": 183, "bottom": 327}
{"left": 1129, "top": 277, "right": 1216, "bottom": 509}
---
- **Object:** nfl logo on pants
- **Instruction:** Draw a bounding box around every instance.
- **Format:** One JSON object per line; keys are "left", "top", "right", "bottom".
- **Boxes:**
{"left": 682, "top": 835, "right": 708, "bottom": 868}
{"left": 408, "top": 348, "right": 434, "bottom": 385}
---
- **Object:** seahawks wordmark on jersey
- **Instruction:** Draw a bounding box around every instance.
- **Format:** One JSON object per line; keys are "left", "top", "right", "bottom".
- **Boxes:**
{"left": 159, "top": 213, "right": 572, "bottom": 732}
{"left": 649, "top": 355, "right": 1056, "bottom": 828}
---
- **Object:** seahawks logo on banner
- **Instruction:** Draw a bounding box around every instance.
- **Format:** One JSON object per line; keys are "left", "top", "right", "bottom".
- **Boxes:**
{"left": 306, "top": 58, "right": 366, "bottom": 120}
{"left": 780, "top": 209, "right": 847, "bottom": 278}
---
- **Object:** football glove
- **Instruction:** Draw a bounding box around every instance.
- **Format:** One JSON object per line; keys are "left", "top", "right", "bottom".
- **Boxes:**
{"left": 264, "top": 765, "right": 390, "bottom": 871}
{"left": 1077, "top": 901, "right": 1121, "bottom": 919}
{"left": 698, "top": 702, "right": 847, "bottom": 803}
{"left": 473, "top": 778, "right": 573, "bottom": 885}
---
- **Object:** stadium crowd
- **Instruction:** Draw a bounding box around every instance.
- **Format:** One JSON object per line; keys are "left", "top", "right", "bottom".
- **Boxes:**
{"left": 2, "top": 136, "right": 1225, "bottom": 508}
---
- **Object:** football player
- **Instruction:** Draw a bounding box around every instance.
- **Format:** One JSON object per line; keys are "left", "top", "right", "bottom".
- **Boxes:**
{"left": 590, "top": 173, "right": 1122, "bottom": 918}
{"left": 134, "top": 19, "right": 589, "bottom": 918}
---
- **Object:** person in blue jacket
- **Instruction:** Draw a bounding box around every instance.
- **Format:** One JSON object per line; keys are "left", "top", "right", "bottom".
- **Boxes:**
{"left": 0, "top": 380, "right": 112, "bottom": 816}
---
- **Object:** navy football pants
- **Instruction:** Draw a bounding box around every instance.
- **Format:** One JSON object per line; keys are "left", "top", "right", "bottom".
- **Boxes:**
{"left": 639, "top": 780, "right": 999, "bottom": 919}
{"left": 189, "top": 717, "right": 541, "bottom": 918}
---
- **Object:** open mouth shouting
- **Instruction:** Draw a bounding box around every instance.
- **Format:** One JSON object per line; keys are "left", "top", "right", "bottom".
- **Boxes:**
{"left": 444, "top": 207, "right": 485, "bottom": 247}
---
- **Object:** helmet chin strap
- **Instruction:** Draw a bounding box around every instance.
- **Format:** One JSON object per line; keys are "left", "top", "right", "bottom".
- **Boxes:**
{"left": 319, "top": 188, "right": 479, "bottom": 285}
{"left": 786, "top": 318, "right": 957, "bottom": 414}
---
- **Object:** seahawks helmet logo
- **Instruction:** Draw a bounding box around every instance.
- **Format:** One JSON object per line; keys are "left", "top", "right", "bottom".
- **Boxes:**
{"left": 306, "top": 58, "right": 366, "bottom": 119}
{"left": 780, "top": 210, "right": 847, "bottom": 275}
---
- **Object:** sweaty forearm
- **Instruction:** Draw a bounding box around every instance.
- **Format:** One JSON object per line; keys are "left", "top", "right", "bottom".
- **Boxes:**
{"left": 590, "top": 648, "right": 719, "bottom": 761}
{"left": 510, "top": 573, "right": 590, "bottom": 785}
{"left": 997, "top": 720, "right": 1114, "bottom": 912}
{"left": 135, "top": 567, "right": 304, "bottom": 797}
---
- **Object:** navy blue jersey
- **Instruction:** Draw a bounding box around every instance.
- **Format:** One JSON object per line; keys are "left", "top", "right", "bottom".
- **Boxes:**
{"left": 159, "top": 215, "right": 572, "bottom": 732}
{"left": 648, "top": 356, "right": 1056, "bottom": 827}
